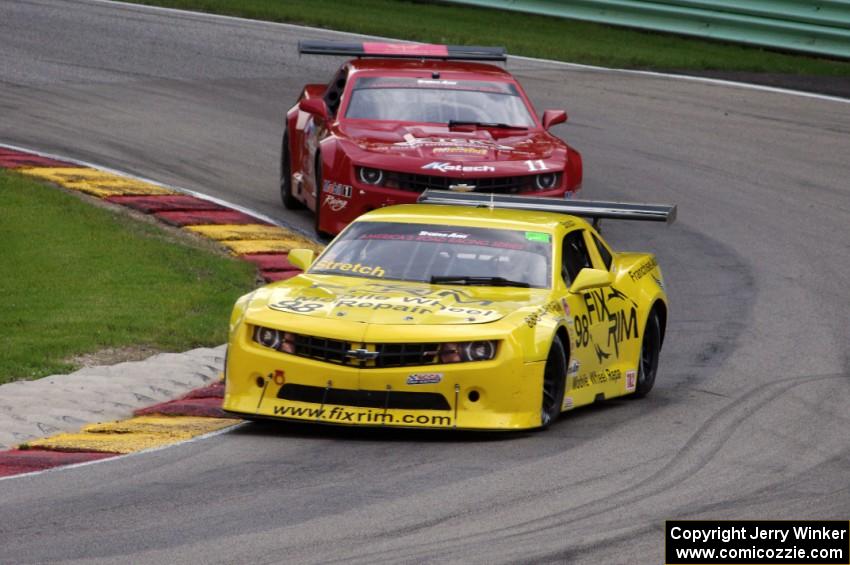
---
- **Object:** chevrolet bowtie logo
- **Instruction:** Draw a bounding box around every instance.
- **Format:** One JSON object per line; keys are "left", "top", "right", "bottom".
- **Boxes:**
{"left": 346, "top": 348, "right": 380, "bottom": 360}
{"left": 448, "top": 183, "right": 476, "bottom": 192}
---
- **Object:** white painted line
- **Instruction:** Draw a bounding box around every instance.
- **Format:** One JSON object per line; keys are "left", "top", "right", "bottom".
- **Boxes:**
{"left": 90, "top": 0, "right": 850, "bottom": 105}
{"left": 0, "top": 422, "right": 247, "bottom": 482}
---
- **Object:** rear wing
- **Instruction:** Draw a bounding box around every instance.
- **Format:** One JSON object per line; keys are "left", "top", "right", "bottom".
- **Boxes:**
{"left": 298, "top": 41, "right": 507, "bottom": 62}
{"left": 417, "top": 190, "right": 676, "bottom": 224}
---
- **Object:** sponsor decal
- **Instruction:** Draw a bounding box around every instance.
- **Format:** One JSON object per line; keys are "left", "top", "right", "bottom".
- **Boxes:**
{"left": 573, "top": 374, "right": 590, "bottom": 389}
{"left": 422, "top": 162, "right": 495, "bottom": 173}
{"left": 314, "top": 260, "right": 385, "bottom": 277}
{"left": 628, "top": 257, "right": 658, "bottom": 282}
{"left": 393, "top": 134, "right": 513, "bottom": 151}
{"left": 652, "top": 274, "right": 664, "bottom": 290}
{"left": 273, "top": 404, "right": 452, "bottom": 426}
{"left": 433, "top": 146, "right": 488, "bottom": 156}
{"left": 567, "top": 359, "right": 580, "bottom": 376}
{"left": 562, "top": 396, "right": 574, "bottom": 410}
{"left": 606, "top": 368, "right": 622, "bottom": 382}
{"left": 323, "top": 194, "right": 348, "bottom": 212}
{"left": 573, "top": 287, "right": 640, "bottom": 360}
{"left": 626, "top": 370, "right": 637, "bottom": 392}
{"left": 407, "top": 373, "right": 443, "bottom": 385}
{"left": 271, "top": 293, "right": 495, "bottom": 318}
{"left": 419, "top": 230, "right": 467, "bottom": 239}
{"left": 524, "top": 300, "right": 561, "bottom": 328}
{"left": 525, "top": 231, "right": 550, "bottom": 243}
{"left": 560, "top": 297, "right": 571, "bottom": 318}
{"left": 323, "top": 180, "right": 352, "bottom": 198}
{"left": 417, "top": 79, "right": 457, "bottom": 86}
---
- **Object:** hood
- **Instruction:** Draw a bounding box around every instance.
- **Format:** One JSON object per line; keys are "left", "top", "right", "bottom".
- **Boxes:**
{"left": 247, "top": 275, "right": 551, "bottom": 325}
{"left": 339, "top": 122, "right": 556, "bottom": 162}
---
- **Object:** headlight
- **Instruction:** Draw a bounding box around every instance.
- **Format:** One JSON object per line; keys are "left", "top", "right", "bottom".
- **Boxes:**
{"left": 358, "top": 167, "right": 384, "bottom": 186}
{"left": 438, "top": 340, "right": 497, "bottom": 363}
{"left": 253, "top": 326, "right": 296, "bottom": 354}
{"left": 534, "top": 172, "right": 558, "bottom": 190}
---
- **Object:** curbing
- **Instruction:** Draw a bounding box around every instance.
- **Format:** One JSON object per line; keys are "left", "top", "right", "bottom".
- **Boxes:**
{"left": 0, "top": 145, "right": 322, "bottom": 478}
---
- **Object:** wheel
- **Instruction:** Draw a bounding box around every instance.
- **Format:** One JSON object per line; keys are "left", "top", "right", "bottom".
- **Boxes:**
{"left": 280, "top": 131, "right": 300, "bottom": 210}
{"left": 634, "top": 311, "right": 661, "bottom": 397}
{"left": 541, "top": 338, "right": 567, "bottom": 429}
{"left": 313, "top": 154, "right": 329, "bottom": 238}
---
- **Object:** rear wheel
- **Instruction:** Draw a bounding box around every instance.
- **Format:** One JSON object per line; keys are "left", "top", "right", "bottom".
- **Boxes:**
{"left": 541, "top": 338, "right": 567, "bottom": 429}
{"left": 280, "top": 131, "right": 300, "bottom": 209}
{"left": 635, "top": 312, "right": 661, "bottom": 397}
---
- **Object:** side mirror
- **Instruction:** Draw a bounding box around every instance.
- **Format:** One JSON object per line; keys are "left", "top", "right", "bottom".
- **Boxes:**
{"left": 542, "top": 109, "right": 567, "bottom": 130}
{"left": 288, "top": 248, "right": 315, "bottom": 271}
{"left": 569, "top": 268, "right": 613, "bottom": 293}
{"left": 298, "top": 98, "right": 329, "bottom": 120}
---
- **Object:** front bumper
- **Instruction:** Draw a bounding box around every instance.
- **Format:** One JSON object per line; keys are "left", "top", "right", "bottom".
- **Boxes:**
{"left": 223, "top": 329, "right": 545, "bottom": 430}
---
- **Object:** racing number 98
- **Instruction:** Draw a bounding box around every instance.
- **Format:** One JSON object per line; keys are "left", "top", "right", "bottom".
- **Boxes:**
{"left": 574, "top": 314, "right": 590, "bottom": 347}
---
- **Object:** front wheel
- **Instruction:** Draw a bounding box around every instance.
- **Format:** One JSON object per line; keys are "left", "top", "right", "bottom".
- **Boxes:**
{"left": 541, "top": 338, "right": 567, "bottom": 429}
{"left": 634, "top": 312, "right": 661, "bottom": 397}
{"left": 313, "top": 155, "right": 330, "bottom": 238}
{"left": 280, "top": 132, "right": 300, "bottom": 210}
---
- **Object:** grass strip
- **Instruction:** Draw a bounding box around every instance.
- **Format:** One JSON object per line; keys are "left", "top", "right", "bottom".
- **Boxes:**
{"left": 125, "top": 0, "right": 850, "bottom": 75}
{"left": 0, "top": 170, "right": 256, "bottom": 383}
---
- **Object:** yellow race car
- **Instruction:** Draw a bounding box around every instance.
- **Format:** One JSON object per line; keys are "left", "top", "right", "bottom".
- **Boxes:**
{"left": 223, "top": 191, "right": 675, "bottom": 430}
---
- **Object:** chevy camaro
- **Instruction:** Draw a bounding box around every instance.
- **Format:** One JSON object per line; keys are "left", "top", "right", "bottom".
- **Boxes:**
{"left": 281, "top": 41, "right": 583, "bottom": 236}
{"left": 223, "top": 191, "right": 675, "bottom": 430}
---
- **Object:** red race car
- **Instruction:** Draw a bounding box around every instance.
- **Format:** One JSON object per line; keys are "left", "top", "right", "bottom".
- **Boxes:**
{"left": 282, "top": 41, "right": 583, "bottom": 236}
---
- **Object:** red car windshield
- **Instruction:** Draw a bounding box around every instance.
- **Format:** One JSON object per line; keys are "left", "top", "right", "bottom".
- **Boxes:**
{"left": 345, "top": 77, "right": 536, "bottom": 127}
{"left": 309, "top": 221, "right": 552, "bottom": 288}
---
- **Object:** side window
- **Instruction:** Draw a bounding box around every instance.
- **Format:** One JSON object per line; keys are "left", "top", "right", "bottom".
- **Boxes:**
{"left": 324, "top": 67, "right": 348, "bottom": 117}
{"left": 590, "top": 233, "right": 613, "bottom": 271}
{"left": 562, "top": 230, "right": 592, "bottom": 284}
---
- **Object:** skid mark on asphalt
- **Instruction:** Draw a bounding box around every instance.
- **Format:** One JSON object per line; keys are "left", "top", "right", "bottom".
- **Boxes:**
{"left": 0, "top": 145, "right": 323, "bottom": 477}
{"left": 341, "top": 372, "right": 848, "bottom": 564}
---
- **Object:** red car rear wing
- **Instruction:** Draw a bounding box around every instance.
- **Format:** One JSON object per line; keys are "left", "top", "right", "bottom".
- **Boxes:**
{"left": 298, "top": 41, "right": 507, "bottom": 62}
{"left": 417, "top": 190, "right": 677, "bottom": 224}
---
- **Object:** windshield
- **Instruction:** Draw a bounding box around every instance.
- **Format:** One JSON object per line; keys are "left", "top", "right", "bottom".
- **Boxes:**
{"left": 345, "top": 77, "right": 536, "bottom": 127}
{"left": 309, "top": 221, "right": 552, "bottom": 288}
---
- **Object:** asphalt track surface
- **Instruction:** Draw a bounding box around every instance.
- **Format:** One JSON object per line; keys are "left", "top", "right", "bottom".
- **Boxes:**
{"left": 1, "top": 1, "right": 849, "bottom": 563}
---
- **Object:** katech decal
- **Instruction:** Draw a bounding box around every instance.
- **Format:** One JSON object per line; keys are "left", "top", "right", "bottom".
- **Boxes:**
{"left": 407, "top": 373, "right": 442, "bottom": 385}
{"left": 323, "top": 180, "right": 352, "bottom": 198}
{"left": 628, "top": 257, "right": 658, "bottom": 282}
{"left": 422, "top": 162, "right": 495, "bottom": 173}
{"left": 313, "top": 260, "right": 386, "bottom": 277}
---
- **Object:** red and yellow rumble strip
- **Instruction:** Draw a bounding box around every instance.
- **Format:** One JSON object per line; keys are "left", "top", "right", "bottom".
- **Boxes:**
{"left": 0, "top": 146, "right": 323, "bottom": 477}
{"left": 0, "top": 146, "right": 323, "bottom": 282}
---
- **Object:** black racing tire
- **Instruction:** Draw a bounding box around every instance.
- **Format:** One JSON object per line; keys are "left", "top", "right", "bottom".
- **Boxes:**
{"left": 634, "top": 311, "right": 661, "bottom": 397}
{"left": 313, "top": 154, "right": 329, "bottom": 238}
{"left": 541, "top": 338, "right": 567, "bottom": 429}
{"left": 280, "top": 131, "right": 301, "bottom": 210}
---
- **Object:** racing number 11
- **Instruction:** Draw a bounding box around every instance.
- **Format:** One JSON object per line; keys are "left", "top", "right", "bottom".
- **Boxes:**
{"left": 525, "top": 160, "right": 548, "bottom": 172}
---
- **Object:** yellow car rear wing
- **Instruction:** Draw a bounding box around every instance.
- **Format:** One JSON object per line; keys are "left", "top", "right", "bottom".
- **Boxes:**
{"left": 417, "top": 190, "right": 676, "bottom": 224}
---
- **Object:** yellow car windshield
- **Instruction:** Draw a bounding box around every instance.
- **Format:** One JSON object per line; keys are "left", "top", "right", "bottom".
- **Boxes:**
{"left": 309, "top": 221, "right": 552, "bottom": 288}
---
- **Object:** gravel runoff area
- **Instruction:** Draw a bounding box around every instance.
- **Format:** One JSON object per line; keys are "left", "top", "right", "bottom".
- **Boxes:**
{"left": 0, "top": 345, "right": 226, "bottom": 451}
